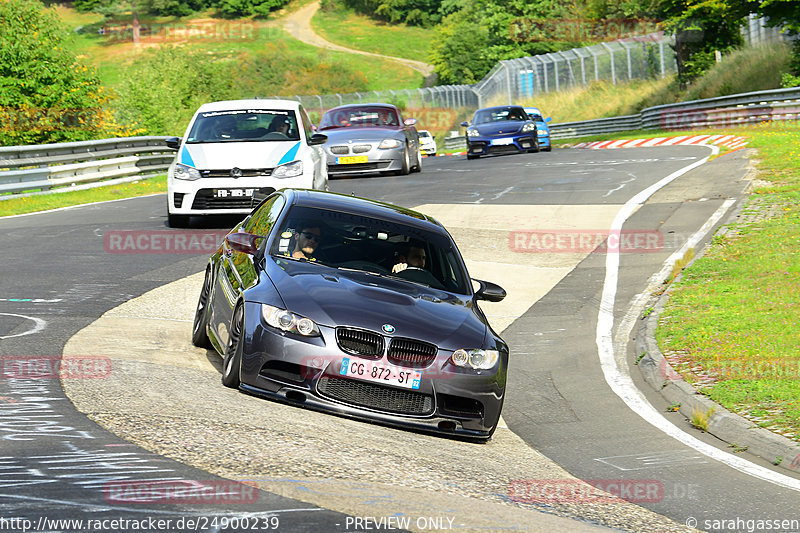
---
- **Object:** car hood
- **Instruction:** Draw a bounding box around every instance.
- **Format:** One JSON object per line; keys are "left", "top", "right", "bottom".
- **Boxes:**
{"left": 262, "top": 258, "right": 487, "bottom": 349}
{"left": 320, "top": 127, "right": 403, "bottom": 143}
{"left": 178, "top": 141, "right": 301, "bottom": 169}
{"left": 472, "top": 121, "right": 527, "bottom": 136}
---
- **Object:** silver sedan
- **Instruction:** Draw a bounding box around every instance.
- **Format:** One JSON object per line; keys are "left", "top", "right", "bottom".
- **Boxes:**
{"left": 318, "top": 103, "right": 422, "bottom": 176}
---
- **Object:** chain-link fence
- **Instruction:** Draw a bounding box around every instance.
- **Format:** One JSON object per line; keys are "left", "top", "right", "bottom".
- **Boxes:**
{"left": 270, "top": 20, "right": 790, "bottom": 116}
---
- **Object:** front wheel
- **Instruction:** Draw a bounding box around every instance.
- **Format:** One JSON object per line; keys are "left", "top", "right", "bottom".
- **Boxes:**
{"left": 397, "top": 146, "right": 411, "bottom": 175}
{"left": 467, "top": 154, "right": 479, "bottom": 160}
{"left": 191, "top": 266, "right": 213, "bottom": 348}
{"left": 222, "top": 303, "right": 244, "bottom": 388}
{"left": 411, "top": 145, "right": 422, "bottom": 173}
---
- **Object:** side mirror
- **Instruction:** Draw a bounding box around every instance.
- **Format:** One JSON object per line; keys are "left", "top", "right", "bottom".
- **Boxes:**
{"left": 226, "top": 232, "right": 262, "bottom": 255}
{"left": 404, "top": 117, "right": 417, "bottom": 126}
{"left": 165, "top": 137, "right": 182, "bottom": 150}
{"left": 460, "top": 121, "right": 469, "bottom": 127}
{"left": 545, "top": 117, "right": 552, "bottom": 123}
{"left": 473, "top": 279, "right": 506, "bottom": 302}
{"left": 308, "top": 133, "right": 328, "bottom": 146}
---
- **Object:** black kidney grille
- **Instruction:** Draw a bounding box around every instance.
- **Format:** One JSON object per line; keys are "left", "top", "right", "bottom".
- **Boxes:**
{"left": 387, "top": 338, "right": 438, "bottom": 368}
{"left": 336, "top": 328, "right": 384, "bottom": 358}
{"left": 317, "top": 377, "right": 433, "bottom": 415}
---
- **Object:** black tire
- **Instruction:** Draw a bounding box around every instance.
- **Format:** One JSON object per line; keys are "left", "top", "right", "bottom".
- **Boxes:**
{"left": 397, "top": 146, "right": 411, "bottom": 175}
{"left": 222, "top": 303, "right": 244, "bottom": 388}
{"left": 544, "top": 145, "right": 552, "bottom": 152}
{"left": 467, "top": 154, "right": 479, "bottom": 160}
{"left": 528, "top": 138, "right": 540, "bottom": 153}
{"left": 167, "top": 213, "right": 190, "bottom": 228}
{"left": 191, "top": 267, "right": 213, "bottom": 348}
{"left": 411, "top": 146, "right": 422, "bottom": 173}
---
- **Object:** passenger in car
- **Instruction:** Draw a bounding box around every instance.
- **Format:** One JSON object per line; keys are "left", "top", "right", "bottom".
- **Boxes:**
{"left": 392, "top": 240, "right": 426, "bottom": 273}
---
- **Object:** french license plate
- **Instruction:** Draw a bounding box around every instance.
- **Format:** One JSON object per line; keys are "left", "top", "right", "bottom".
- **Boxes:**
{"left": 213, "top": 188, "right": 254, "bottom": 198}
{"left": 336, "top": 156, "right": 368, "bottom": 164}
{"left": 339, "top": 357, "right": 421, "bottom": 390}
{"left": 491, "top": 138, "right": 514, "bottom": 146}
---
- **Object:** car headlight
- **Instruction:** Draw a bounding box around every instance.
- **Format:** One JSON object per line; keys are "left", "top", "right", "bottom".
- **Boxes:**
{"left": 261, "top": 304, "right": 320, "bottom": 336}
{"left": 450, "top": 349, "right": 499, "bottom": 370}
{"left": 174, "top": 164, "right": 201, "bottom": 181}
{"left": 467, "top": 128, "right": 480, "bottom": 137}
{"left": 537, "top": 129, "right": 549, "bottom": 136}
{"left": 522, "top": 123, "right": 536, "bottom": 132}
{"left": 272, "top": 160, "right": 303, "bottom": 179}
{"left": 378, "top": 139, "right": 402, "bottom": 149}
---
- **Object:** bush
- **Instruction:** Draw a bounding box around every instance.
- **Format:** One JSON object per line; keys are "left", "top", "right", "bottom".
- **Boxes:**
{"left": 0, "top": 0, "right": 137, "bottom": 145}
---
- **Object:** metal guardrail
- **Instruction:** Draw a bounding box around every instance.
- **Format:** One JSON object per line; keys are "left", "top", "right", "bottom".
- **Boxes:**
{"left": 3, "top": 87, "right": 799, "bottom": 197}
{"left": 0, "top": 136, "right": 174, "bottom": 196}
{"left": 550, "top": 86, "right": 800, "bottom": 139}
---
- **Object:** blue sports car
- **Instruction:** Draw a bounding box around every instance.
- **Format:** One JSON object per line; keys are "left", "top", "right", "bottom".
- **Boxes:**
{"left": 524, "top": 106, "right": 553, "bottom": 152}
{"left": 461, "top": 105, "right": 539, "bottom": 160}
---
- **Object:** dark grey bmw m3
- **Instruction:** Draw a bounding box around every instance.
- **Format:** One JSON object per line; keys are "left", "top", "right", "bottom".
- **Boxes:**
{"left": 193, "top": 188, "right": 509, "bottom": 439}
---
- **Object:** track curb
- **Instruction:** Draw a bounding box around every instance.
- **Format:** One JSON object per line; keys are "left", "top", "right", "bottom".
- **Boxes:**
{"left": 635, "top": 218, "right": 800, "bottom": 474}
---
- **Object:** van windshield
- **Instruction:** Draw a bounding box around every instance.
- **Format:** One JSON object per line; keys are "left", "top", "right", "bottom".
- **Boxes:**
{"left": 186, "top": 109, "right": 301, "bottom": 143}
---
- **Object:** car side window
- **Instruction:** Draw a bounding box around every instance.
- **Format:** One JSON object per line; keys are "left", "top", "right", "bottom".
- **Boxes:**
{"left": 244, "top": 195, "right": 286, "bottom": 236}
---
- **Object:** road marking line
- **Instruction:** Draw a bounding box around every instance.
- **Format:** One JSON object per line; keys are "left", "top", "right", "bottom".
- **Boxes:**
{"left": 0, "top": 313, "right": 46, "bottom": 339}
{"left": 595, "top": 144, "right": 800, "bottom": 491}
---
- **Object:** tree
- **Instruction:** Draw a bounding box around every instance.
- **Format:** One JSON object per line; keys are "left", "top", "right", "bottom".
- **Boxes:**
{"left": 0, "top": 0, "right": 136, "bottom": 145}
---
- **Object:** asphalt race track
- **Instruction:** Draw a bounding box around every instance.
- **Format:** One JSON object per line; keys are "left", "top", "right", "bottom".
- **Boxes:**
{"left": 2, "top": 145, "right": 799, "bottom": 532}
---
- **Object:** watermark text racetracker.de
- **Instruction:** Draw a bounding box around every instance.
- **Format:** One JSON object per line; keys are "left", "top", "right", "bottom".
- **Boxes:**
{"left": 104, "top": 480, "right": 258, "bottom": 505}
{"left": 1, "top": 356, "right": 111, "bottom": 380}
{"left": 509, "top": 229, "right": 663, "bottom": 254}
{"left": 104, "top": 230, "right": 229, "bottom": 254}
{"left": 0, "top": 515, "right": 279, "bottom": 532}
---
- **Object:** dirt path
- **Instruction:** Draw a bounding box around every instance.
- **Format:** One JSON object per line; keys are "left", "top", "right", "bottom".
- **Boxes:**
{"left": 282, "top": 1, "right": 435, "bottom": 78}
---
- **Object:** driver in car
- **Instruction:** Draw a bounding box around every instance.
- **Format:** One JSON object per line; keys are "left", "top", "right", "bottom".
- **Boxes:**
{"left": 392, "top": 240, "right": 426, "bottom": 273}
{"left": 288, "top": 222, "right": 323, "bottom": 261}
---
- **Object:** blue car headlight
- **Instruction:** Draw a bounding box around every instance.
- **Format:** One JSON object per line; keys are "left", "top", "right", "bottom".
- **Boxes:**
{"left": 273, "top": 160, "right": 303, "bottom": 179}
{"left": 450, "top": 349, "right": 499, "bottom": 370}
{"left": 522, "top": 123, "right": 536, "bottom": 133}
{"left": 174, "top": 164, "right": 201, "bottom": 181}
{"left": 261, "top": 304, "right": 320, "bottom": 336}
{"left": 537, "top": 129, "right": 549, "bottom": 137}
{"left": 467, "top": 128, "right": 480, "bottom": 137}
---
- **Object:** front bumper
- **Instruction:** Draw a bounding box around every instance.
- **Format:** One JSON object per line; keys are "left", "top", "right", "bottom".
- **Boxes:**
{"left": 467, "top": 134, "right": 537, "bottom": 156}
{"left": 168, "top": 174, "right": 311, "bottom": 216}
{"left": 420, "top": 144, "right": 437, "bottom": 156}
{"left": 238, "top": 305, "right": 505, "bottom": 438}
{"left": 325, "top": 145, "right": 405, "bottom": 176}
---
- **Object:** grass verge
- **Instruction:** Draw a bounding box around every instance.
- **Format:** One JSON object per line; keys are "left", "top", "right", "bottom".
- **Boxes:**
{"left": 655, "top": 121, "right": 800, "bottom": 442}
{"left": 311, "top": 2, "right": 433, "bottom": 62}
{"left": 0, "top": 175, "right": 166, "bottom": 217}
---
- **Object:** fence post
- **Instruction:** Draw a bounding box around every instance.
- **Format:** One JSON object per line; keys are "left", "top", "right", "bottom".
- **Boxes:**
{"left": 601, "top": 42, "right": 616, "bottom": 84}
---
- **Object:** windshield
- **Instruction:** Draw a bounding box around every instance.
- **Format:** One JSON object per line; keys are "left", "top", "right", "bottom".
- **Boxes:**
{"left": 186, "top": 109, "right": 300, "bottom": 143}
{"left": 270, "top": 206, "right": 470, "bottom": 294}
{"left": 472, "top": 107, "right": 528, "bottom": 125}
{"left": 318, "top": 106, "right": 402, "bottom": 130}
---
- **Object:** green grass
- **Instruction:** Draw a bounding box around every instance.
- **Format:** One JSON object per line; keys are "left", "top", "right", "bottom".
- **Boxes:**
{"left": 0, "top": 175, "right": 166, "bottom": 217}
{"left": 311, "top": 2, "right": 433, "bottom": 62}
{"left": 51, "top": 5, "right": 421, "bottom": 93}
{"left": 655, "top": 122, "right": 800, "bottom": 441}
